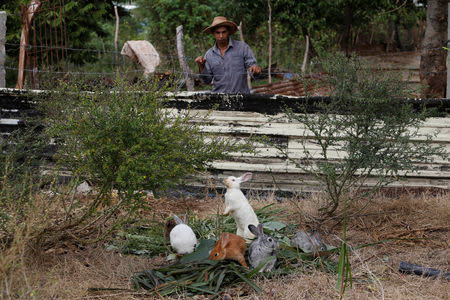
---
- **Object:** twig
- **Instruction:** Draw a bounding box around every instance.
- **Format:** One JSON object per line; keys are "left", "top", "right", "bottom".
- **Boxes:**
{"left": 352, "top": 247, "right": 385, "bottom": 300}
{"left": 75, "top": 198, "right": 124, "bottom": 234}
{"left": 386, "top": 225, "right": 449, "bottom": 238}
{"left": 4, "top": 277, "right": 11, "bottom": 300}
{"left": 81, "top": 290, "right": 151, "bottom": 299}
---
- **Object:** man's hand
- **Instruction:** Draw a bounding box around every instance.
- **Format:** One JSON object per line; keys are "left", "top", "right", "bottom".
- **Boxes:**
{"left": 195, "top": 56, "right": 206, "bottom": 73}
{"left": 195, "top": 56, "right": 206, "bottom": 66}
{"left": 249, "top": 65, "right": 261, "bottom": 75}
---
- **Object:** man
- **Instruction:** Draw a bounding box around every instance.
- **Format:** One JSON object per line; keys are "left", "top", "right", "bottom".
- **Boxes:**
{"left": 195, "top": 16, "right": 261, "bottom": 94}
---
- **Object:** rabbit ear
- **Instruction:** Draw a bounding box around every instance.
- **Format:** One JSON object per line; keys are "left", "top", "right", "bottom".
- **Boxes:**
{"left": 311, "top": 230, "right": 320, "bottom": 238}
{"left": 257, "top": 223, "right": 264, "bottom": 235}
{"left": 311, "top": 230, "right": 323, "bottom": 241}
{"left": 173, "top": 214, "right": 183, "bottom": 225}
{"left": 240, "top": 173, "right": 253, "bottom": 182}
{"left": 248, "top": 224, "right": 259, "bottom": 236}
{"left": 183, "top": 213, "right": 189, "bottom": 224}
{"left": 221, "top": 233, "right": 230, "bottom": 247}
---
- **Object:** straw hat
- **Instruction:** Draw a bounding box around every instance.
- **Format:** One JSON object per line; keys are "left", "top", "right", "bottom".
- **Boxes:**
{"left": 203, "top": 16, "right": 238, "bottom": 35}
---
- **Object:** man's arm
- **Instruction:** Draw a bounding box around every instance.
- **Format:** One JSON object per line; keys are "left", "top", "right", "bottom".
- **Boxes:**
{"left": 195, "top": 55, "right": 213, "bottom": 84}
{"left": 243, "top": 44, "right": 261, "bottom": 76}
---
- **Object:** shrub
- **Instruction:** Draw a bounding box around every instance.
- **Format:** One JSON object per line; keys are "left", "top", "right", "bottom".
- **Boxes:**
{"left": 41, "top": 77, "right": 250, "bottom": 225}
{"left": 282, "top": 53, "right": 446, "bottom": 216}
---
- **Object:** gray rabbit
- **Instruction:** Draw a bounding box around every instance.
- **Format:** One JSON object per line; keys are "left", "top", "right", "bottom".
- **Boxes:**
{"left": 248, "top": 224, "right": 279, "bottom": 272}
{"left": 290, "top": 230, "right": 326, "bottom": 253}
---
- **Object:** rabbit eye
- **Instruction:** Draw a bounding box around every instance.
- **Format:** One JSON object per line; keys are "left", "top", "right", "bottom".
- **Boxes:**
{"left": 268, "top": 238, "right": 272, "bottom": 242}
{"left": 232, "top": 179, "right": 235, "bottom": 181}
{"left": 215, "top": 253, "right": 218, "bottom": 257}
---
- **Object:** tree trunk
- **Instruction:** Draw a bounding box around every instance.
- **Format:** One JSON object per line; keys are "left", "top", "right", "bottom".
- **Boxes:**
{"left": 340, "top": 4, "right": 352, "bottom": 56}
{"left": 114, "top": 5, "right": 119, "bottom": 73}
{"left": 420, "top": 0, "right": 447, "bottom": 98}
{"left": 301, "top": 35, "right": 309, "bottom": 74}
{"left": 268, "top": 0, "right": 272, "bottom": 84}
{"left": 16, "top": 0, "right": 41, "bottom": 89}
{"left": 0, "top": 11, "right": 6, "bottom": 88}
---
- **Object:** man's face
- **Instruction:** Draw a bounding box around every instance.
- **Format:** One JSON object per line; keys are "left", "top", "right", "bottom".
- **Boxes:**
{"left": 213, "top": 26, "right": 229, "bottom": 44}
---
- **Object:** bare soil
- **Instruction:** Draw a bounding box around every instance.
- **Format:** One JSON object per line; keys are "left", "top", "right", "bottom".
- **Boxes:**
{"left": 6, "top": 189, "right": 448, "bottom": 300}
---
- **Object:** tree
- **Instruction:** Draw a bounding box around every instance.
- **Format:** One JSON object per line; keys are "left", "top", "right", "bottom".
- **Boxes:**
{"left": 133, "top": 0, "right": 218, "bottom": 64}
{"left": 420, "top": 0, "right": 448, "bottom": 98}
{"left": 0, "top": 0, "right": 128, "bottom": 65}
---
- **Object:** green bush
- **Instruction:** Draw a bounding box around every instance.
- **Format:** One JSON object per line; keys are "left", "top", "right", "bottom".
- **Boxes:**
{"left": 41, "top": 77, "right": 250, "bottom": 218}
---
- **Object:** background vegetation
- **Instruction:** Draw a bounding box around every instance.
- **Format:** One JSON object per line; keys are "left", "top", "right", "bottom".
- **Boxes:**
{"left": 1, "top": 0, "right": 428, "bottom": 87}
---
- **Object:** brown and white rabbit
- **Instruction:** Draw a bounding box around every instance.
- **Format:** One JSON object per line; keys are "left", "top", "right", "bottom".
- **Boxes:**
{"left": 223, "top": 173, "right": 259, "bottom": 241}
{"left": 209, "top": 232, "right": 248, "bottom": 268}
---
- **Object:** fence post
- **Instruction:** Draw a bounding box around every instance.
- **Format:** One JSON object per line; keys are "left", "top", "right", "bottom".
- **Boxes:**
{"left": 238, "top": 21, "right": 252, "bottom": 90}
{"left": 176, "top": 25, "right": 194, "bottom": 91}
{"left": 0, "top": 11, "right": 6, "bottom": 88}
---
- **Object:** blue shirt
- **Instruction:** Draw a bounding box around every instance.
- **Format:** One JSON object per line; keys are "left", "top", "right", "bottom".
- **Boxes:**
{"left": 200, "top": 38, "right": 258, "bottom": 94}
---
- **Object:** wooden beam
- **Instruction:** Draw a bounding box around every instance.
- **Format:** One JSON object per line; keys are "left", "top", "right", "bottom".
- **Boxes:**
{"left": 176, "top": 25, "right": 194, "bottom": 91}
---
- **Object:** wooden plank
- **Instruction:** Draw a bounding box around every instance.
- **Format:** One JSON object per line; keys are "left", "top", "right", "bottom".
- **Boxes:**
{"left": 186, "top": 172, "right": 449, "bottom": 192}
{"left": 198, "top": 123, "right": 450, "bottom": 143}
{"left": 175, "top": 108, "right": 450, "bottom": 129}
{"left": 210, "top": 161, "right": 450, "bottom": 179}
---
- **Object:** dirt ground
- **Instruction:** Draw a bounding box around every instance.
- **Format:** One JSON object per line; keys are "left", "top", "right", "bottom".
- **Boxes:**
{"left": 9, "top": 188, "right": 448, "bottom": 300}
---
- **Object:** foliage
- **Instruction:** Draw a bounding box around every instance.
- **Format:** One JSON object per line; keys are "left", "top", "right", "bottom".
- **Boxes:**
{"left": 109, "top": 204, "right": 294, "bottom": 258}
{"left": 280, "top": 52, "right": 446, "bottom": 216}
{"left": 132, "top": 0, "right": 218, "bottom": 67}
{"left": 129, "top": 206, "right": 337, "bottom": 298}
{"left": 131, "top": 246, "right": 336, "bottom": 297}
{"left": 132, "top": 258, "right": 264, "bottom": 296}
{"left": 40, "top": 77, "right": 250, "bottom": 223}
{"left": 114, "top": 222, "right": 168, "bottom": 257}
{"left": 1, "top": 0, "right": 128, "bottom": 65}
{"left": 2, "top": 0, "right": 430, "bottom": 86}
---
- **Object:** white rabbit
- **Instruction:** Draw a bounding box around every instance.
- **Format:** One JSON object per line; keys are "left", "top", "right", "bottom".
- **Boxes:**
{"left": 223, "top": 172, "right": 259, "bottom": 241}
{"left": 169, "top": 214, "right": 198, "bottom": 254}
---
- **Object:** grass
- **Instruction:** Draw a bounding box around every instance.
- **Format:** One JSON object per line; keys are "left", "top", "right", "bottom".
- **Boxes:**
{"left": 1, "top": 189, "right": 449, "bottom": 299}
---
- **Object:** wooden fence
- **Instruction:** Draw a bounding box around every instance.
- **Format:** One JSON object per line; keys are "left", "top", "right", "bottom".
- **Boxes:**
{"left": 1, "top": 89, "right": 449, "bottom": 192}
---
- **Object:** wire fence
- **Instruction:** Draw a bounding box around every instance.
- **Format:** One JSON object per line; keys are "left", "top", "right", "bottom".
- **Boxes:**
{"left": 2, "top": 0, "right": 449, "bottom": 91}
{"left": 2, "top": 11, "right": 449, "bottom": 92}
{"left": 3, "top": 43, "right": 446, "bottom": 89}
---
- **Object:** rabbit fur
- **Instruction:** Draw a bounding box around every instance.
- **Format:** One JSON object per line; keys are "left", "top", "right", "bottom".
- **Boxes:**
{"left": 248, "top": 224, "right": 279, "bottom": 272}
{"left": 290, "top": 230, "right": 326, "bottom": 253}
{"left": 169, "top": 214, "right": 198, "bottom": 254}
{"left": 209, "top": 232, "right": 248, "bottom": 268}
{"left": 223, "top": 173, "right": 259, "bottom": 241}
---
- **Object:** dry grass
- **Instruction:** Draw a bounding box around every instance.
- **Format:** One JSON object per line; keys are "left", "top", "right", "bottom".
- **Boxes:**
{"left": 1, "top": 189, "right": 449, "bottom": 299}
